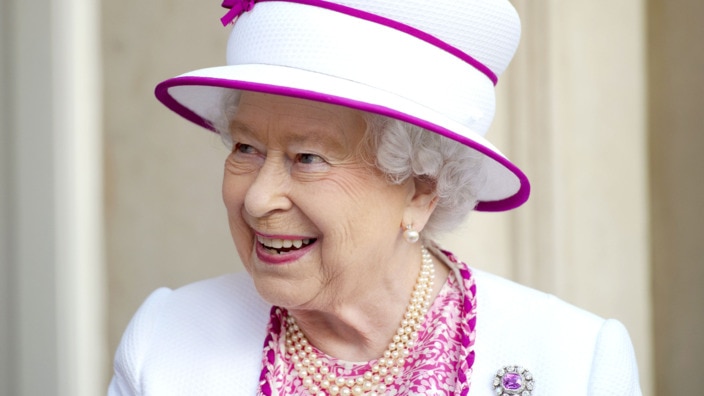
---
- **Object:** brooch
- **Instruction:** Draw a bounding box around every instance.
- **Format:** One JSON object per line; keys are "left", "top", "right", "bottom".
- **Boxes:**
{"left": 493, "top": 365, "right": 535, "bottom": 395}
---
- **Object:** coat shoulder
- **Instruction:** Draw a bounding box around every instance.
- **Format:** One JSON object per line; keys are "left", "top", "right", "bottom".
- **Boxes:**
{"left": 470, "top": 269, "right": 641, "bottom": 395}
{"left": 110, "top": 272, "right": 270, "bottom": 395}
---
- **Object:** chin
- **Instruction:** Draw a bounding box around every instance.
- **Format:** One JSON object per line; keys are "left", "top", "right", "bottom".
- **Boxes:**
{"left": 250, "top": 274, "right": 313, "bottom": 309}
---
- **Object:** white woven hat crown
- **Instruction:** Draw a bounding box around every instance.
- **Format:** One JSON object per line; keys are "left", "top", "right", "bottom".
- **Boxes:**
{"left": 155, "top": 0, "right": 530, "bottom": 211}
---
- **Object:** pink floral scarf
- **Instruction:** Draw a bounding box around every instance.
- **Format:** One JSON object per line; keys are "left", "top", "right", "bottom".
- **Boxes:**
{"left": 257, "top": 250, "right": 477, "bottom": 395}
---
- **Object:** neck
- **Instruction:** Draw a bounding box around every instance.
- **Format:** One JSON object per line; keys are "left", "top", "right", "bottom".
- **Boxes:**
{"left": 287, "top": 246, "right": 450, "bottom": 362}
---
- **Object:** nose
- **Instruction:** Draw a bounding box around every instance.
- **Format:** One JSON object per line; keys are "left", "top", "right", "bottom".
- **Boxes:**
{"left": 244, "top": 155, "right": 292, "bottom": 218}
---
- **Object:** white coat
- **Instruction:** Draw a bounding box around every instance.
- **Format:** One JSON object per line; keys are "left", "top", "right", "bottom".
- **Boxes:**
{"left": 109, "top": 253, "right": 641, "bottom": 395}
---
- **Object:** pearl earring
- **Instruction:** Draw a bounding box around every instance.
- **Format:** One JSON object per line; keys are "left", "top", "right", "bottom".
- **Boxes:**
{"left": 403, "top": 224, "right": 420, "bottom": 243}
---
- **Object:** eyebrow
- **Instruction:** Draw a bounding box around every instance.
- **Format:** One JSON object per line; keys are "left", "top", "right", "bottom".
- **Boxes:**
{"left": 228, "top": 120, "right": 255, "bottom": 137}
{"left": 229, "top": 119, "right": 351, "bottom": 153}
{"left": 286, "top": 127, "right": 348, "bottom": 152}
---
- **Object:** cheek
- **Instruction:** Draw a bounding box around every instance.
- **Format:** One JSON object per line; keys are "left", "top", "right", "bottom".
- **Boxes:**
{"left": 321, "top": 169, "right": 378, "bottom": 207}
{"left": 222, "top": 166, "right": 253, "bottom": 211}
{"left": 222, "top": 173, "right": 252, "bottom": 243}
{"left": 222, "top": 174, "right": 241, "bottom": 215}
{"left": 333, "top": 171, "right": 405, "bottom": 215}
{"left": 307, "top": 173, "right": 406, "bottom": 241}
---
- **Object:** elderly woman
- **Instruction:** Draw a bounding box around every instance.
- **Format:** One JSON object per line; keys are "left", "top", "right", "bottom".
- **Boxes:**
{"left": 109, "top": 0, "right": 641, "bottom": 395}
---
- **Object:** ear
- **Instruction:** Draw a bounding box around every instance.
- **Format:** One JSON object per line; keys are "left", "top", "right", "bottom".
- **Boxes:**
{"left": 402, "top": 176, "right": 438, "bottom": 232}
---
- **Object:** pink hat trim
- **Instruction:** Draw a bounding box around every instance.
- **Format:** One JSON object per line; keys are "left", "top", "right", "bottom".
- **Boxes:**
{"left": 155, "top": 76, "right": 529, "bottom": 211}
{"left": 220, "top": 0, "right": 499, "bottom": 85}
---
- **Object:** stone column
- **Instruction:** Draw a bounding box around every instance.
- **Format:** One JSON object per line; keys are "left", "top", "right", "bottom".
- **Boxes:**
{"left": 648, "top": 0, "right": 704, "bottom": 394}
{"left": 0, "top": 0, "right": 104, "bottom": 395}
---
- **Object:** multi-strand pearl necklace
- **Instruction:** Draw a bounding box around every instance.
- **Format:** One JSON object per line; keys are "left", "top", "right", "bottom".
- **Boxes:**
{"left": 284, "top": 247, "right": 435, "bottom": 396}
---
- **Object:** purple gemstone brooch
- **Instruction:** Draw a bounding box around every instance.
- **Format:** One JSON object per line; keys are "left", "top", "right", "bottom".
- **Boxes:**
{"left": 493, "top": 365, "right": 535, "bottom": 396}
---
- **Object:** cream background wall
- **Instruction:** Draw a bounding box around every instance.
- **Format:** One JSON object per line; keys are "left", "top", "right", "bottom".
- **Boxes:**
{"left": 102, "top": 1, "right": 235, "bottom": 360}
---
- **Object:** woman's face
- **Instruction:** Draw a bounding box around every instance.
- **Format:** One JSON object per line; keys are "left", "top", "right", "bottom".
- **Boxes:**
{"left": 223, "top": 92, "right": 416, "bottom": 310}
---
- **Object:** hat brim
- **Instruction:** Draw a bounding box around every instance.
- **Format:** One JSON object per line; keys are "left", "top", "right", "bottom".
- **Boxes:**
{"left": 155, "top": 63, "right": 529, "bottom": 211}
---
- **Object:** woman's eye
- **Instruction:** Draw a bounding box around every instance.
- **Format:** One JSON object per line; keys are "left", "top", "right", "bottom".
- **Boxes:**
{"left": 234, "top": 143, "right": 256, "bottom": 154}
{"left": 296, "top": 153, "right": 325, "bottom": 164}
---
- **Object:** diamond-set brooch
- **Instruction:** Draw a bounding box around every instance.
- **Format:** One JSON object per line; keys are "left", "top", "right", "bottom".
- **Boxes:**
{"left": 493, "top": 365, "right": 535, "bottom": 396}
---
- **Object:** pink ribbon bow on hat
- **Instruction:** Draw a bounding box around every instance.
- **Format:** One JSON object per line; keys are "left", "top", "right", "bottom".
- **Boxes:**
{"left": 220, "top": 0, "right": 257, "bottom": 26}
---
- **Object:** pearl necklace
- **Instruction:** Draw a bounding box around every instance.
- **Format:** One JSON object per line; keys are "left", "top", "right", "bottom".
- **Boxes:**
{"left": 284, "top": 247, "right": 435, "bottom": 396}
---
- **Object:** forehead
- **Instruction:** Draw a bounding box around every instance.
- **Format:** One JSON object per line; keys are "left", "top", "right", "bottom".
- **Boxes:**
{"left": 231, "top": 92, "right": 367, "bottom": 145}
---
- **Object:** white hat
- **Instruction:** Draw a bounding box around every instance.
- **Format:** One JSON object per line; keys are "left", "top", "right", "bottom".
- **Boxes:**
{"left": 155, "top": 0, "right": 530, "bottom": 211}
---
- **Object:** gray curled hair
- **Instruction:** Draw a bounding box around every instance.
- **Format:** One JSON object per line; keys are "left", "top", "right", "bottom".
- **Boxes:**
{"left": 215, "top": 91, "right": 486, "bottom": 240}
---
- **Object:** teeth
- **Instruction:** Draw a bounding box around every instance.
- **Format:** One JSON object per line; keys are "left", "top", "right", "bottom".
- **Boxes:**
{"left": 257, "top": 235, "right": 313, "bottom": 250}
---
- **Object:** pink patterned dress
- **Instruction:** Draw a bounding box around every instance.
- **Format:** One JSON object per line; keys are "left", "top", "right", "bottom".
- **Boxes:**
{"left": 257, "top": 250, "right": 477, "bottom": 395}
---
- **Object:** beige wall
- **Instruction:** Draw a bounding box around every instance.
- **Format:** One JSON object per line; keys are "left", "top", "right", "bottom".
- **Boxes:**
{"left": 102, "top": 0, "right": 239, "bottom": 368}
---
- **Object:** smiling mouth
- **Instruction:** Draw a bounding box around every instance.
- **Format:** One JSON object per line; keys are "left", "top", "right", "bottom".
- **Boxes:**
{"left": 256, "top": 236, "right": 316, "bottom": 255}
